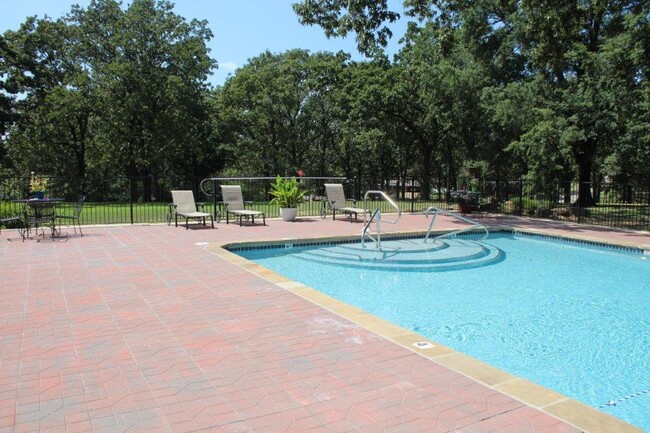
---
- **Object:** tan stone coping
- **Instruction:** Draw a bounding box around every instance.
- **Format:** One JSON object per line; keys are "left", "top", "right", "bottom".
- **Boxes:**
{"left": 207, "top": 229, "right": 643, "bottom": 433}
{"left": 513, "top": 227, "right": 650, "bottom": 252}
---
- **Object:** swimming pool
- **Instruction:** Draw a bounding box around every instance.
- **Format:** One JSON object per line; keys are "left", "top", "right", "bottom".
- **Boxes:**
{"left": 235, "top": 232, "right": 650, "bottom": 430}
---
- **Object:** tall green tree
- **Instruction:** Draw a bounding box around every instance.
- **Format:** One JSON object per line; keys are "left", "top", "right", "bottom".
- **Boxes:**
{"left": 294, "top": 0, "right": 650, "bottom": 205}
{"left": 218, "top": 49, "right": 349, "bottom": 178}
{"left": 71, "top": 0, "right": 217, "bottom": 184}
{"left": 1, "top": 0, "right": 218, "bottom": 198}
{"left": 513, "top": 0, "right": 648, "bottom": 205}
{"left": 1, "top": 16, "right": 94, "bottom": 185}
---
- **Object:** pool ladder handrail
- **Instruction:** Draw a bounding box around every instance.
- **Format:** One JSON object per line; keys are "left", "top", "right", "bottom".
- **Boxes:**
{"left": 361, "top": 190, "right": 401, "bottom": 249}
{"left": 423, "top": 206, "right": 488, "bottom": 243}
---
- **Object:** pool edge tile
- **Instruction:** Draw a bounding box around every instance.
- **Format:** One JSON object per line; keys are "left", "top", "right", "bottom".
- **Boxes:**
{"left": 494, "top": 378, "right": 567, "bottom": 408}
{"left": 434, "top": 352, "right": 516, "bottom": 386}
{"left": 515, "top": 227, "right": 649, "bottom": 252}
{"left": 544, "top": 399, "right": 644, "bottom": 433}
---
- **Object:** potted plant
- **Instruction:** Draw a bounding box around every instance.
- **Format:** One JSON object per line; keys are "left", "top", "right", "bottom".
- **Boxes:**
{"left": 29, "top": 172, "right": 49, "bottom": 199}
{"left": 269, "top": 176, "right": 306, "bottom": 221}
{"left": 452, "top": 190, "right": 480, "bottom": 215}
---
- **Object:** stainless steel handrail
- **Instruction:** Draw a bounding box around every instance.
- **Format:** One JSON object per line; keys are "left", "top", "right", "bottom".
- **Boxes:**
{"left": 361, "top": 191, "right": 402, "bottom": 249}
{"left": 423, "top": 206, "right": 488, "bottom": 243}
{"left": 363, "top": 190, "right": 401, "bottom": 224}
{"left": 361, "top": 208, "right": 381, "bottom": 249}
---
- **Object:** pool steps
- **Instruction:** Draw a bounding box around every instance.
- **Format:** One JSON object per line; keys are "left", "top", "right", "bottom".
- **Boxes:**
{"left": 291, "top": 238, "right": 504, "bottom": 271}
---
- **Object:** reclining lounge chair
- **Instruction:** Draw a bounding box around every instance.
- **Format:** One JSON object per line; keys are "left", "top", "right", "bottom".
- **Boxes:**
{"left": 323, "top": 183, "right": 370, "bottom": 222}
{"left": 170, "top": 190, "right": 214, "bottom": 229}
{"left": 221, "top": 185, "right": 265, "bottom": 226}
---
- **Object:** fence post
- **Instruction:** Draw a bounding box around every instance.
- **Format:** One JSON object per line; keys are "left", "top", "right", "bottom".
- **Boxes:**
{"left": 577, "top": 182, "right": 584, "bottom": 224}
{"left": 129, "top": 177, "right": 134, "bottom": 225}
{"left": 410, "top": 177, "right": 415, "bottom": 213}
{"left": 212, "top": 179, "right": 218, "bottom": 219}
{"left": 518, "top": 177, "right": 524, "bottom": 217}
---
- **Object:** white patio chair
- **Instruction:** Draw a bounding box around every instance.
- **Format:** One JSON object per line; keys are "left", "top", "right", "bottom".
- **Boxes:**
{"left": 221, "top": 185, "right": 265, "bottom": 226}
{"left": 170, "top": 190, "right": 214, "bottom": 229}
{"left": 323, "top": 183, "right": 370, "bottom": 222}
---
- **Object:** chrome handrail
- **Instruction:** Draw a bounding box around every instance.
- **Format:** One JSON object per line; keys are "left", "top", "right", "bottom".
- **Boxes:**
{"left": 363, "top": 190, "right": 401, "bottom": 225}
{"left": 361, "top": 208, "right": 381, "bottom": 249}
{"left": 362, "top": 208, "right": 380, "bottom": 238}
{"left": 423, "top": 206, "right": 488, "bottom": 243}
{"left": 361, "top": 191, "right": 401, "bottom": 249}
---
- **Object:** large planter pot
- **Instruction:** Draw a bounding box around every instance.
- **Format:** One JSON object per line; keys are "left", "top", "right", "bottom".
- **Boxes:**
{"left": 279, "top": 207, "right": 298, "bottom": 221}
{"left": 458, "top": 202, "right": 478, "bottom": 215}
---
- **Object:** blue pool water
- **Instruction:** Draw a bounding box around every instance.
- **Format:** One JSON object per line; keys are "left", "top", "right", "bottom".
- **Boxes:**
{"left": 236, "top": 233, "right": 650, "bottom": 430}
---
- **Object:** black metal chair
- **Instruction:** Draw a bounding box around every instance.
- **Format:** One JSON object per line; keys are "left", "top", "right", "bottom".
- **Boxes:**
{"left": 25, "top": 202, "right": 57, "bottom": 239}
{"left": 0, "top": 216, "right": 24, "bottom": 240}
{"left": 56, "top": 196, "right": 86, "bottom": 236}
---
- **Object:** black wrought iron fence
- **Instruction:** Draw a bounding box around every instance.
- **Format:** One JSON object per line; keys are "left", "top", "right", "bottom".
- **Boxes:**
{"left": 1, "top": 176, "right": 648, "bottom": 231}
{"left": 198, "top": 176, "right": 349, "bottom": 219}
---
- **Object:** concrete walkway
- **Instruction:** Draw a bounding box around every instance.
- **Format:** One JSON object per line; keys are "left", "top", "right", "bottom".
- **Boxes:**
{"left": 1, "top": 214, "right": 647, "bottom": 432}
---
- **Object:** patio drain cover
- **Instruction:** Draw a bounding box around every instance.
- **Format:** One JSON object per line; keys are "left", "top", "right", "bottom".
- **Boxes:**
{"left": 413, "top": 341, "right": 435, "bottom": 349}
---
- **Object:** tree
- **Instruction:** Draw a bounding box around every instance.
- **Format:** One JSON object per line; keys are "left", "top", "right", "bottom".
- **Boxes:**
{"left": 218, "top": 49, "right": 350, "bottom": 178}
{"left": 1, "top": 16, "right": 94, "bottom": 185}
{"left": 294, "top": 0, "right": 650, "bottom": 206}
{"left": 0, "top": 0, "right": 218, "bottom": 198}
{"left": 71, "top": 0, "right": 217, "bottom": 187}
{"left": 292, "top": 0, "right": 400, "bottom": 56}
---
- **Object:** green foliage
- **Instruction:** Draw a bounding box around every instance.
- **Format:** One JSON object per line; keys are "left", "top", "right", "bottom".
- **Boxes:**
{"left": 269, "top": 176, "right": 307, "bottom": 208}
{"left": 503, "top": 197, "right": 553, "bottom": 215}
{"left": 1, "top": 0, "right": 648, "bottom": 200}
{"left": 29, "top": 173, "right": 49, "bottom": 192}
{"left": 292, "top": 0, "right": 650, "bottom": 201}
{"left": 292, "top": 0, "right": 400, "bottom": 56}
{"left": 218, "top": 49, "right": 350, "bottom": 178}
{"left": 1, "top": 0, "right": 218, "bottom": 190}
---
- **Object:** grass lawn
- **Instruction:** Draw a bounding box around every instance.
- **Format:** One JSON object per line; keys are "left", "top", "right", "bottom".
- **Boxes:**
{"left": 2, "top": 199, "right": 647, "bottom": 230}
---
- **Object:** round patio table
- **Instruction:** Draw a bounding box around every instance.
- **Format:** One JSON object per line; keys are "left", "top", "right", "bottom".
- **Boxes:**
{"left": 12, "top": 198, "right": 64, "bottom": 239}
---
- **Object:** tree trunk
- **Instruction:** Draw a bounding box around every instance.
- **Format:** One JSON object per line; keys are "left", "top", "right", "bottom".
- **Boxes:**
{"left": 574, "top": 143, "right": 596, "bottom": 207}
{"left": 418, "top": 142, "right": 432, "bottom": 200}
{"left": 142, "top": 168, "right": 152, "bottom": 202}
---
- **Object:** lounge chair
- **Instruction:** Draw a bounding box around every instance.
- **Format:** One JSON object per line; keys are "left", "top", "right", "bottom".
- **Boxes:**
{"left": 323, "top": 183, "right": 370, "bottom": 222}
{"left": 221, "top": 185, "right": 265, "bottom": 226}
{"left": 170, "top": 190, "right": 214, "bottom": 229}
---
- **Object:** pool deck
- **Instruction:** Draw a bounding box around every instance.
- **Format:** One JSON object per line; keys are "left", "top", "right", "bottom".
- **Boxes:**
{"left": 1, "top": 214, "right": 648, "bottom": 432}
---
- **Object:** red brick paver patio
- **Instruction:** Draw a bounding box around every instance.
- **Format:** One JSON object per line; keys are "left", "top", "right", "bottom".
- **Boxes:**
{"left": 1, "top": 214, "right": 648, "bottom": 432}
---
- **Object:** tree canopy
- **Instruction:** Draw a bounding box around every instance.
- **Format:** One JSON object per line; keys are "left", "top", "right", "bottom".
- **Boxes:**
{"left": 1, "top": 0, "right": 219, "bottom": 196}
{"left": 292, "top": 0, "right": 650, "bottom": 203}
{"left": 1, "top": 0, "right": 648, "bottom": 204}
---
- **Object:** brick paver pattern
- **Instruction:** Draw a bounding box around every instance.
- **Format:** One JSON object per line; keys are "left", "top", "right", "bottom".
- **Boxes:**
{"left": 3, "top": 213, "right": 646, "bottom": 432}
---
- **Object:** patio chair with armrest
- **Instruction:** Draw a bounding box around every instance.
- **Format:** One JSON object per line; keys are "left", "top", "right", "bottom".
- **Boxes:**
{"left": 322, "top": 183, "right": 370, "bottom": 222}
{"left": 0, "top": 215, "right": 24, "bottom": 240}
{"left": 170, "top": 190, "right": 214, "bottom": 229}
{"left": 25, "top": 201, "right": 57, "bottom": 238}
{"left": 221, "top": 185, "right": 265, "bottom": 226}
{"left": 56, "top": 196, "right": 85, "bottom": 236}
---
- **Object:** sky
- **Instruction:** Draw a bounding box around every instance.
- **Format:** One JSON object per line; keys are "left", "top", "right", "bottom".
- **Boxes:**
{"left": 0, "top": 0, "right": 408, "bottom": 86}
